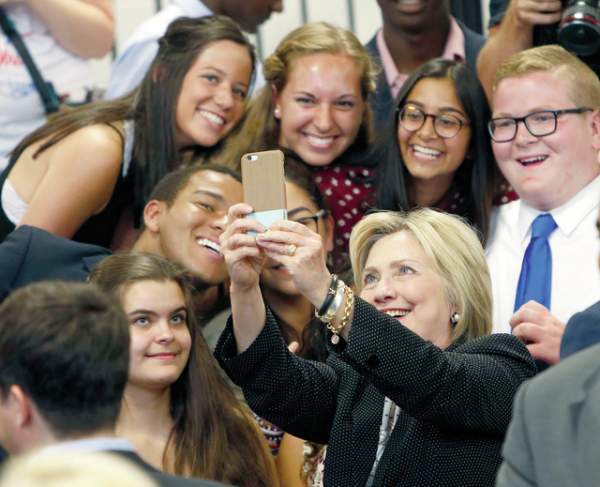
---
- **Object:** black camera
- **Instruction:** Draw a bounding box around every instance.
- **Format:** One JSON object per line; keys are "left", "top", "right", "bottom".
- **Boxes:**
{"left": 558, "top": 0, "right": 600, "bottom": 56}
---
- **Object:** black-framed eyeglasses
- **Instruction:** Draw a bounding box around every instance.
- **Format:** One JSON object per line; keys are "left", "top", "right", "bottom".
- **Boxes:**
{"left": 397, "top": 104, "right": 469, "bottom": 139}
{"left": 290, "top": 209, "right": 326, "bottom": 232}
{"left": 488, "top": 107, "right": 593, "bottom": 143}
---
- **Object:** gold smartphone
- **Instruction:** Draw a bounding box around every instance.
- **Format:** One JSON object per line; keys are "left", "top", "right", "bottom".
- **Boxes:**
{"left": 241, "top": 149, "right": 287, "bottom": 229}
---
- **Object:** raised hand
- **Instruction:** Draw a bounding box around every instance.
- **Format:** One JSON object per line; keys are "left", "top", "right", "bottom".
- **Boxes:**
{"left": 220, "top": 203, "right": 266, "bottom": 293}
{"left": 509, "top": 0, "right": 562, "bottom": 28}
{"left": 510, "top": 300, "right": 565, "bottom": 365}
{"left": 256, "top": 219, "right": 332, "bottom": 309}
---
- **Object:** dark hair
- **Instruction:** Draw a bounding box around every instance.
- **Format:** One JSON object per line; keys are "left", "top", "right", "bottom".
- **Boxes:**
{"left": 263, "top": 152, "right": 331, "bottom": 361}
{"left": 375, "top": 58, "right": 499, "bottom": 244}
{"left": 13, "top": 15, "right": 255, "bottom": 224}
{"left": 89, "top": 253, "right": 276, "bottom": 486}
{"left": 0, "top": 282, "right": 129, "bottom": 439}
{"left": 147, "top": 163, "right": 242, "bottom": 207}
{"left": 283, "top": 151, "right": 330, "bottom": 218}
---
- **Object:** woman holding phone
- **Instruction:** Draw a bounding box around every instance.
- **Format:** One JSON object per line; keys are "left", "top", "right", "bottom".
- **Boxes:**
{"left": 215, "top": 204, "right": 536, "bottom": 486}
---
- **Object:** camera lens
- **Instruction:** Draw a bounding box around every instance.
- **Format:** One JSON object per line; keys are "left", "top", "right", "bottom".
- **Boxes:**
{"left": 558, "top": 0, "right": 600, "bottom": 56}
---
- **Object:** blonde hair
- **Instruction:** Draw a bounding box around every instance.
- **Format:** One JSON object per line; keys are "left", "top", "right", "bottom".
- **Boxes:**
{"left": 213, "top": 22, "right": 379, "bottom": 170}
{"left": 0, "top": 452, "right": 157, "bottom": 487}
{"left": 349, "top": 209, "right": 492, "bottom": 344}
{"left": 493, "top": 45, "right": 600, "bottom": 108}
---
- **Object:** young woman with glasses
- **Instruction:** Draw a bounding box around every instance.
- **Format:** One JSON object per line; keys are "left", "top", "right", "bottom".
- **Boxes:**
{"left": 375, "top": 58, "right": 503, "bottom": 244}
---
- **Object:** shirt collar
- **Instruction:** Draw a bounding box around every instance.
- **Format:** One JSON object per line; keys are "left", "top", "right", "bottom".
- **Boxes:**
{"left": 39, "top": 437, "right": 135, "bottom": 455}
{"left": 375, "top": 16, "right": 466, "bottom": 101}
{"left": 517, "top": 173, "right": 600, "bottom": 242}
{"left": 172, "top": 0, "right": 213, "bottom": 16}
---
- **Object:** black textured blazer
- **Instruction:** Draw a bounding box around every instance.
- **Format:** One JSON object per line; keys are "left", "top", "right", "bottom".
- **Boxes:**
{"left": 216, "top": 298, "right": 536, "bottom": 487}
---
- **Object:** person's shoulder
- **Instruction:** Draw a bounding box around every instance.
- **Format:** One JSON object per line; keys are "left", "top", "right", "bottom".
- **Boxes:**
{"left": 364, "top": 33, "right": 378, "bottom": 55}
{"left": 561, "top": 301, "right": 600, "bottom": 358}
{"left": 456, "top": 332, "right": 530, "bottom": 357}
{"left": 524, "top": 343, "right": 600, "bottom": 403}
{"left": 54, "top": 123, "right": 124, "bottom": 170}
{"left": 456, "top": 18, "right": 485, "bottom": 43}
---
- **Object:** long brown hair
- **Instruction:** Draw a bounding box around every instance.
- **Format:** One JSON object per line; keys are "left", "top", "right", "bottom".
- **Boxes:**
{"left": 89, "top": 252, "right": 277, "bottom": 486}
{"left": 13, "top": 15, "right": 256, "bottom": 221}
{"left": 213, "top": 22, "right": 378, "bottom": 170}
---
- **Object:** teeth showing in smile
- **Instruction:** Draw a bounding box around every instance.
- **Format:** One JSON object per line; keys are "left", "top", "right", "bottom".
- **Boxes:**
{"left": 197, "top": 238, "right": 221, "bottom": 255}
{"left": 306, "top": 134, "right": 335, "bottom": 148}
{"left": 517, "top": 155, "right": 548, "bottom": 166}
{"left": 385, "top": 309, "right": 410, "bottom": 318}
{"left": 412, "top": 144, "right": 442, "bottom": 159}
{"left": 199, "top": 110, "right": 225, "bottom": 126}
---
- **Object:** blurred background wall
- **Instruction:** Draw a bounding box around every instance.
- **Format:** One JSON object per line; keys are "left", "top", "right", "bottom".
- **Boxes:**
{"left": 92, "top": 0, "right": 491, "bottom": 88}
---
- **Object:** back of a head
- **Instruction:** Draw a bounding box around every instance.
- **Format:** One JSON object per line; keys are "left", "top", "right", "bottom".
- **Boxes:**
{"left": 0, "top": 282, "right": 129, "bottom": 440}
{"left": 493, "top": 45, "right": 600, "bottom": 108}
{"left": 0, "top": 452, "right": 158, "bottom": 487}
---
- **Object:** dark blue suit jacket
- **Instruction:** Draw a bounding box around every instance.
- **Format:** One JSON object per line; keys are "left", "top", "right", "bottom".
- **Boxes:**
{"left": 364, "top": 21, "right": 485, "bottom": 132}
{"left": 0, "top": 225, "right": 111, "bottom": 302}
{"left": 560, "top": 301, "right": 600, "bottom": 360}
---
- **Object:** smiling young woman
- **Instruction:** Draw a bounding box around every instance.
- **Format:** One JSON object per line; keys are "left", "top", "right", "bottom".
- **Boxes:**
{"left": 212, "top": 22, "right": 378, "bottom": 271}
{"left": 89, "top": 252, "right": 278, "bottom": 487}
{"left": 375, "top": 58, "right": 502, "bottom": 245}
{"left": 0, "top": 15, "right": 255, "bottom": 248}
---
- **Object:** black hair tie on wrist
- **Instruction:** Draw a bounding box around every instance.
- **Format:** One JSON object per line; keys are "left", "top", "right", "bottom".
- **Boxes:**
{"left": 317, "top": 274, "right": 338, "bottom": 317}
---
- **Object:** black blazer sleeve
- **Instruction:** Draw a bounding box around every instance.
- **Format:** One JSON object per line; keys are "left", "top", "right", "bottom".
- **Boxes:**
{"left": 215, "top": 309, "right": 339, "bottom": 444}
{"left": 0, "top": 225, "right": 33, "bottom": 301}
{"left": 216, "top": 299, "right": 536, "bottom": 442}
{"left": 338, "top": 298, "right": 536, "bottom": 433}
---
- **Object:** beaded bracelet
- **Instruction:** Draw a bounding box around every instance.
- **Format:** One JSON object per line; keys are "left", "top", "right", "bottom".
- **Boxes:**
{"left": 316, "top": 274, "right": 338, "bottom": 317}
{"left": 327, "top": 285, "right": 354, "bottom": 345}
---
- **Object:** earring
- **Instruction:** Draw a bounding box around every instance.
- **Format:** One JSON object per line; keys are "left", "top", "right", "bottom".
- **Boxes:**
{"left": 450, "top": 312, "right": 460, "bottom": 326}
{"left": 274, "top": 106, "right": 281, "bottom": 118}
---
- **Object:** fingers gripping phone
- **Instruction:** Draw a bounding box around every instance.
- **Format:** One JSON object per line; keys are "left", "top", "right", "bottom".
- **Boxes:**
{"left": 241, "top": 150, "right": 287, "bottom": 230}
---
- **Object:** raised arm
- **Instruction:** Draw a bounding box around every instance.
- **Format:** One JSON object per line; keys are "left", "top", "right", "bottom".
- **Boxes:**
{"left": 219, "top": 203, "right": 270, "bottom": 352}
{"left": 12, "top": 0, "right": 114, "bottom": 58}
{"left": 477, "top": 0, "right": 562, "bottom": 99}
{"left": 17, "top": 124, "right": 123, "bottom": 238}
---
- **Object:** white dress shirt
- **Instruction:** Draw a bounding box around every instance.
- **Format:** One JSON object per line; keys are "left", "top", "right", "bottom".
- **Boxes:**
{"left": 39, "top": 437, "right": 135, "bottom": 454}
{"left": 486, "top": 174, "right": 600, "bottom": 333}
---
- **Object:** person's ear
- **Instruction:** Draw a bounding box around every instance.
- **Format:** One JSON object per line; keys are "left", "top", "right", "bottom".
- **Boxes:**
{"left": 591, "top": 109, "right": 600, "bottom": 155}
{"left": 4, "top": 385, "right": 33, "bottom": 428}
{"left": 143, "top": 200, "right": 167, "bottom": 233}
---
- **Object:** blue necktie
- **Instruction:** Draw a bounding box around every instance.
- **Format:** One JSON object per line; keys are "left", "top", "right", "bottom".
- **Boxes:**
{"left": 514, "top": 213, "right": 558, "bottom": 311}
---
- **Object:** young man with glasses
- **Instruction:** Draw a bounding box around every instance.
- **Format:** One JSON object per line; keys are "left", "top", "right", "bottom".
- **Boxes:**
{"left": 485, "top": 45, "right": 600, "bottom": 367}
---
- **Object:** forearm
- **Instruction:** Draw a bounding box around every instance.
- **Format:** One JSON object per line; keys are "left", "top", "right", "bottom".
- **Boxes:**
{"left": 477, "top": 12, "right": 535, "bottom": 99}
{"left": 24, "top": 0, "right": 114, "bottom": 58}
{"left": 230, "top": 282, "right": 267, "bottom": 354}
{"left": 215, "top": 310, "right": 338, "bottom": 443}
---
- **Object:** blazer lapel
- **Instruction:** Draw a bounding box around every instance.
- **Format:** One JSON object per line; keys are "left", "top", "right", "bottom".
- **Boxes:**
{"left": 350, "top": 383, "right": 385, "bottom": 486}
